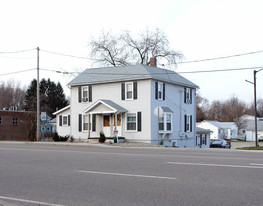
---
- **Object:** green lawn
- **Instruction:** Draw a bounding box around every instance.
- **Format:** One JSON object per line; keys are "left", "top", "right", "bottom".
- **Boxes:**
{"left": 237, "top": 146, "right": 263, "bottom": 150}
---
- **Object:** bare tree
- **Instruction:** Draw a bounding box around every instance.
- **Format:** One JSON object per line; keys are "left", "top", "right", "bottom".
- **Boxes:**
{"left": 196, "top": 92, "right": 209, "bottom": 122}
{"left": 0, "top": 79, "right": 26, "bottom": 110}
{"left": 89, "top": 29, "right": 183, "bottom": 67}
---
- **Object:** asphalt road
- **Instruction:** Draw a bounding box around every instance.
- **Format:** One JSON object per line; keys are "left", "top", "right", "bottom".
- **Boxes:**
{"left": 1, "top": 142, "right": 263, "bottom": 206}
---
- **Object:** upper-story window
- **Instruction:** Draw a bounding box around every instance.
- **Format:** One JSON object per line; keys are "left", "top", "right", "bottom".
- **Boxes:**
{"left": 184, "top": 88, "right": 192, "bottom": 104}
{"left": 126, "top": 82, "right": 133, "bottom": 100}
{"left": 155, "top": 82, "right": 165, "bottom": 100}
{"left": 121, "top": 82, "right": 137, "bottom": 100}
{"left": 13, "top": 117, "right": 18, "bottom": 125}
{"left": 78, "top": 85, "right": 92, "bottom": 103}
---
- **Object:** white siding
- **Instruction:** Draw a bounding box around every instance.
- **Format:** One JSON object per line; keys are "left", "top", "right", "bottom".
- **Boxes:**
{"left": 56, "top": 109, "right": 71, "bottom": 137}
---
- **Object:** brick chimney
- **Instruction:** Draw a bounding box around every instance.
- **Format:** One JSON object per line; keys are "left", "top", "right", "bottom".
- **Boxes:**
{"left": 149, "top": 57, "right": 157, "bottom": 67}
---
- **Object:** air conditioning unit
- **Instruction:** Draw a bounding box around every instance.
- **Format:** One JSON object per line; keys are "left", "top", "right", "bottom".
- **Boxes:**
{"left": 179, "top": 132, "right": 185, "bottom": 137}
{"left": 82, "top": 97, "right": 88, "bottom": 102}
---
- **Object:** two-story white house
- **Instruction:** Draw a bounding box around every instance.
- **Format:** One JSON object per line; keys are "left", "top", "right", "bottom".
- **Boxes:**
{"left": 53, "top": 60, "right": 199, "bottom": 147}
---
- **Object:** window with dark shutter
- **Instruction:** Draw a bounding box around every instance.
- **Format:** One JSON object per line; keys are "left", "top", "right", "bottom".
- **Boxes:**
{"left": 121, "top": 83, "right": 125, "bottom": 100}
{"left": 184, "top": 115, "right": 187, "bottom": 132}
{"left": 79, "top": 114, "right": 82, "bottom": 132}
{"left": 184, "top": 88, "right": 186, "bottom": 103}
{"left": 137, "top": 112, "right": 141, "bottom": 132}
{"left": 59, "top": 115, "right": 62, "bottom": 126}
{"left": 190, "top": 115, "right": 192, "bottom": 132}
{"left": 68, "top": 115, "right": 70, "bottom": 126}
{"left": 78, "top": 87, "right": 81, "bottom": 103}
{"left": 163, "top": 83, "right": 165, "bottom": 100}
{"left": 155, "top": 82, "right": 158, "bottom": 100}
{"left": 92, "top": 114, "right": 96, "bottom": 132}
{"left": 190, "top": 88, "right": 193, "bottom": 104}
{"left": 133, "top": 82, "right": 137, "bottom": 99}
{"left": 89, "top": 85, "right": 92, "bottom": 102}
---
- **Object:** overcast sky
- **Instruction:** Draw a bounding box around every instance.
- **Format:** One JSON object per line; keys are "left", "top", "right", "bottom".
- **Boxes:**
{"left": 1, "top": 0, "right": 263, "bottom": 104}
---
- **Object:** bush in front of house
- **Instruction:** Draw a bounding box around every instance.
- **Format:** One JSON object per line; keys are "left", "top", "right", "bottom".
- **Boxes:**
{"left": 99, "top": 131, "right": 106, "bottom": 143}
{"left": 52, "top": 132, "right": 70, "bottom": 142}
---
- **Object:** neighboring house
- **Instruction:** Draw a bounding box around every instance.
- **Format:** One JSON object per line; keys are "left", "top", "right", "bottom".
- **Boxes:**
{"left": 197, "top": 120, "right": 238, "bottom": 140}
{"left": 53, "top": 59, "right": 199, "bottom": 147}
{"left": 53, "top": 105, "right": 70, "bottom": 137}
{"left": 196, "top": 127, "right": 211, "bottom": 148}
{"left": 0, "top": 109, "right": 36, "bottom": 140}
{"left": 238, "top": 115, "right": 263, "bottom": 141}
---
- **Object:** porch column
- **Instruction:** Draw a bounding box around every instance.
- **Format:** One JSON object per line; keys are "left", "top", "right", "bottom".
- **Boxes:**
{"left": 88, "top": 114, "right": 90, "bottom": 138}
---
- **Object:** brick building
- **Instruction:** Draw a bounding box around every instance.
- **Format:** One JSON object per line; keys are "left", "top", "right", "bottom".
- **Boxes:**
{"left": 0, "top": 110, "right": 36, "bottom": 140}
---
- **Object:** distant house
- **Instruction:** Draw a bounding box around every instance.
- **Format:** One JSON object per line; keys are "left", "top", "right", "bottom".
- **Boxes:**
{"left": 197, "top": 120, "right": 238, "bottom": 140}
{"left": 53, "top": 59, "right": 199, "bottom": 147}
{"left": 196, "top": 127, "right": 211, "bottom": 148}
{"left": 39, "top": 112, "right": 56, "bottom": 139}
{"left": 238, "top": 115, "right": 263, "bottom": 141}
{"left": 0, "top": 109, "right": 36, "bottom": 141}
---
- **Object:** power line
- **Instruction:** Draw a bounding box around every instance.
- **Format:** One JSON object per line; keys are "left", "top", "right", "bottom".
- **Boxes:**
{"left": 0, "top": 69, "right": 36, "bottom": 77}
{"left": 40, "top": 49, "right": 96, "bottom": 60}
{"left": 0, "top": 48, "right": 36, "bottom": 54}
{"left": 177, "top": 49, "right": 263, "bottom": 64}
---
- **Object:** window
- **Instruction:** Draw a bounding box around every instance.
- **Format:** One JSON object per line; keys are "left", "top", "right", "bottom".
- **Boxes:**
{"left": 166, "top": 114, "right": 172, "bottom": 131}
{"left": 159, "top": 112, "right": 173, "bottom": 133}
{"left": 13, "top": 117, "right": 18, "bottom": 125}
{"left": 184, "top": 88, "right": 192, "bottom": 104}
{"left": 159, "top": 116, "right": 164, "bottom": 131}
{"left": 78, "top": 86, "right": 92, "bottom": 103}
{"left": 127, "top": 113, "right": 136, "bottom": 131}
{"left": 83, "top": 115, "right": 91, "bottom": 131}
{"left": 126, "top": 82, "right": 133, "bottom": 99}
{"left": 158, "top": 82, "right": 163, "bottom": 100}
{"left": 82, "top": 86, "right": 89, "bottom": 102}
{"left": 121, "top": 82, "right": 137, "bottom": 100}
{"left": 155, "top": 82, "right": 165, "bottom": 100}
{"left": 62, "top": 116, "right": 68, "bottom": 126}
{"left": 184, "top": 115, "right": 192, "bottom": 132}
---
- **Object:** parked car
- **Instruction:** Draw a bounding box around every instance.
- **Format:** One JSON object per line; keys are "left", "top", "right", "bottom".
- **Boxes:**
{"left": 210, "top": 139, "right": 231, "bottom": 148}
{"left": 258, "top": 136, "right": 263, "bottom": 142}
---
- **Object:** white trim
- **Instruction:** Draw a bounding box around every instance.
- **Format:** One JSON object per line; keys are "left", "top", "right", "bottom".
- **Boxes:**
{"left": 53, "top": 105, "right": 70, "bottom": 115}
{"left": 84, "top": 100, "right": 118, "bottom": 113}
{"left": 125, "top": 82, "right": 133, "bottom": 100}
{"left": 126, "top": 112, "right": 137, "bottom": 132}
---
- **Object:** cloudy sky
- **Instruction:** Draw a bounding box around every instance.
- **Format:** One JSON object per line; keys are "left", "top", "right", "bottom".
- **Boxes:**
{"left": 1, "top": 0, "right": 263, "bottom": 103}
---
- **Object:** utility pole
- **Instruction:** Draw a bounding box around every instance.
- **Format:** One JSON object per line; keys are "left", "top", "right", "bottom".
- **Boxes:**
{"left": 247, "top": 69, "right": 263, "bottom": 147}
{"left": 254, "top": 70, "right": 258, "bottom": 147}
{"left": 36, "top": 47, "right": 40, "bottom": 141}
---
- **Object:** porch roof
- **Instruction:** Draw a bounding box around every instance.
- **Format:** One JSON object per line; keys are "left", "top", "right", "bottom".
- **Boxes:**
{"left": 84, "top": 99, "right": 127, "bottom": 114}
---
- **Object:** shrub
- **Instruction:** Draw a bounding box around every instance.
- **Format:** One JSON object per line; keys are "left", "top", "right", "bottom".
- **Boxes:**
{"left": 99, "top": 131, "right": 106, "bottom": 143}
{"left": 52, "top": 132, "right": 70, "bottom": 142}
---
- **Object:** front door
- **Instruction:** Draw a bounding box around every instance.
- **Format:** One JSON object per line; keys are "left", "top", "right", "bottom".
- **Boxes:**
{"left": 103, "top": 115, "right": 111, "bottom": 137}
{"left": 114, "top": 114, "right": 122, "bottom": 136}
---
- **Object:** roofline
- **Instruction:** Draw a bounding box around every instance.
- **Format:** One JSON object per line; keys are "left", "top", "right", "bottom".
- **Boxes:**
{"left": 53, "top": 105, "right": 71, "bottom": 115}
{"left": 68, "top": 77, "right": 199, "bottom": 89}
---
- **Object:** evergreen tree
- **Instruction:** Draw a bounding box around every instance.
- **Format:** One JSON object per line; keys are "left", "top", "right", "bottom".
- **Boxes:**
{"left": 24, "top": 78, "right": 68, "bottom": 117}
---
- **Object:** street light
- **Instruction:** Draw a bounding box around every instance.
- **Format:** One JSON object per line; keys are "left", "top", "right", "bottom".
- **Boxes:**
{"left": 245, "top": 69, "right": 263, "bottom": 147}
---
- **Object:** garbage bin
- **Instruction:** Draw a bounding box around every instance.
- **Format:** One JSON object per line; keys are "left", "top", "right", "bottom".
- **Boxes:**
{"left": 114, "top": 137, "right": 117, "bottom": 143}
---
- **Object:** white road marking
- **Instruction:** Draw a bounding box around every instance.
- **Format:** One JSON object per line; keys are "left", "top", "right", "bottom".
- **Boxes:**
{"left": 250, "top": 163, "right": 263, "bottom": 166}
{"left": 76, "top": 170, "right": 177, "bottom": 180}
{"left": 166, "top": 162, "right": 263, "bottom": 169}
{"left": 0, "top": 195, "right": 65, "bottom": 206}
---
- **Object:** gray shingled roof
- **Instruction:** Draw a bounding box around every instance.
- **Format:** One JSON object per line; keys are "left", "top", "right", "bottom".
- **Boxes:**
{"left": 68, "top": 64, "right": 198, "bottom": 88}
